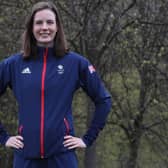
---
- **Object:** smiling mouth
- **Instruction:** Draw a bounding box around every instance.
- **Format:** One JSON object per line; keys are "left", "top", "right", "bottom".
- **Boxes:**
{"left": 40, "top": 34, "right": 50, "bottom": 38}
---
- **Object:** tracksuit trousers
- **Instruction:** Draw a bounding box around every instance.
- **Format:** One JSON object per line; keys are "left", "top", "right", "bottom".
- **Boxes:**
{"left": 13, "top": 151, "right": 78, "bottom": 168}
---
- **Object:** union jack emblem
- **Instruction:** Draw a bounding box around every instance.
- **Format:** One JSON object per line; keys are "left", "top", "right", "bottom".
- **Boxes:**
{"left": 88, "top": 65, "right": 96, "bottom": 74}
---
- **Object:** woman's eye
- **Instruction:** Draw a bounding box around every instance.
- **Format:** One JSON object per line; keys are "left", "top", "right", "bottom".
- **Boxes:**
{"left": 34, "top": 20, "right": 55, "bottom": 25}
{"left": 35, "top": 21, "right": 43, "bottom": 25}
{"left": 47, "top": 20, "right": 54, "bottom": 24}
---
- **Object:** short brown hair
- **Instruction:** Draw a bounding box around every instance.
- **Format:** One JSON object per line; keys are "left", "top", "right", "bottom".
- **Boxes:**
{"left": 22, "top": 1, "right": 68, "bottom": 58}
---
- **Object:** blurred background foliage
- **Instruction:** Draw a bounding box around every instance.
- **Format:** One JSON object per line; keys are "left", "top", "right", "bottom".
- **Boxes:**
{"left": 0, "top": 0, "right": 168, "bottom": 167}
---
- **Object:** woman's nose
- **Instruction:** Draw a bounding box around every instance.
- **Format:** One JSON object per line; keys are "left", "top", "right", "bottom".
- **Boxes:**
{"left": 41, "top": 22, "right": 48, "bottom": 29}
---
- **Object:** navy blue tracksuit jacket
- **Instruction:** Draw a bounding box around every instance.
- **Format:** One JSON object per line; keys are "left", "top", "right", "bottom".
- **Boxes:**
{"left": 0, "top": 47, "right": 111, "bottom": 159}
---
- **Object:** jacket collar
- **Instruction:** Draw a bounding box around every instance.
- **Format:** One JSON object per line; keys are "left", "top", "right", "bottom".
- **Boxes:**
{"left": 37, "top": 46, "right": 55, "bottom": 59}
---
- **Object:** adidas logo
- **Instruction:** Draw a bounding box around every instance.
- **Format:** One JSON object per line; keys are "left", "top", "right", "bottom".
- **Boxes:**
{"left": 21, "top": 67, "right": 31, "bottom": 74}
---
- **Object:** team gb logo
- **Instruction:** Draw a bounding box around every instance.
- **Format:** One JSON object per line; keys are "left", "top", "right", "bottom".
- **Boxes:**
{"left": 57, "top": 65, "right": 64, "bottom": 74}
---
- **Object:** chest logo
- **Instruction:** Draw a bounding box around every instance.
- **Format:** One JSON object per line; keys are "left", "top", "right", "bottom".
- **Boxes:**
{"left": 57, "top": 65, "right": 64, "bottom": 74}
{"left": 88, "top": 65, "right": 96, "bottom": 74}
{"left": 21, "top": 67, "right": 31, "bottom": 74}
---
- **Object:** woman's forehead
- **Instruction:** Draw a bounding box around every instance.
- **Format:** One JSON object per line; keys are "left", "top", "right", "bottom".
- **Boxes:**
{"left": 34, "top": 9, "right": 56, "bottom": 21}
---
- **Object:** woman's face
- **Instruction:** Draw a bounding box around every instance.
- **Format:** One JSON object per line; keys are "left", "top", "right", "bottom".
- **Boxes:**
{"left": 33, "top": 9, "right": 57, "bottom": 47}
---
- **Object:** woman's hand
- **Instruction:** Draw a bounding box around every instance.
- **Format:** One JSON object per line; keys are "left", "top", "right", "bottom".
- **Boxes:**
{"left": 63, "top": 135, "right": 86, "bottom": 149}
{"left": 5, "top": 136, "right": 24, "bottom": 149}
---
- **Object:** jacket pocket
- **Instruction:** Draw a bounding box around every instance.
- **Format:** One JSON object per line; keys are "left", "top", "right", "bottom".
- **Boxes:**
{"left": 18, "top": 125, "right": 23, "bottom": 135}
{"left": 64, "top": 118, "right": 70, "bottom": 135}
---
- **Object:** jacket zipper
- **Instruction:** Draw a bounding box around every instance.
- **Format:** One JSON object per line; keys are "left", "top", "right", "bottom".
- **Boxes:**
{"left": 40, "top": 48, "right": 48, "bottom": 158}
{"left": 64, "top": 118, "right": 70, "bottom": 135}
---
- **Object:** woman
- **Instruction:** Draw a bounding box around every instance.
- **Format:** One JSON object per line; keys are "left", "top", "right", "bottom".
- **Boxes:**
{"left": 0, "top": 1, "right": 111, "bottom": 168}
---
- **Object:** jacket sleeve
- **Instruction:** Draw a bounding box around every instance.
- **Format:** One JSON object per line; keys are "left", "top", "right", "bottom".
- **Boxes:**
{"left": 0, "top": 59, "right": 11, "bottom": 145}
{"left": 0, "top": 59, "right": 11, "bottom": 95}
{"left": 79, "top": 57, "right": 112, "bottom": 147}
{"left": 0, "top": 122, "right": 10, "bottom": 145}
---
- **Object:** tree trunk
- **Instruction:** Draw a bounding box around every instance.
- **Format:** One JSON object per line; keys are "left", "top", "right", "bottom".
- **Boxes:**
{"left": 126, "top": 134, "right": 141, "bottom": 168}
{"left": 84, "top": 99, "right": 97, "bottom": 168}
{"left": 84, "top": 143, "right": 97, "bottom": 168}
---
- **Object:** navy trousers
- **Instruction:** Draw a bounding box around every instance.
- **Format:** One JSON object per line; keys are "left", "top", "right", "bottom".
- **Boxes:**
{"left": 13, "top": 151, "right": 78, "bottom": 168}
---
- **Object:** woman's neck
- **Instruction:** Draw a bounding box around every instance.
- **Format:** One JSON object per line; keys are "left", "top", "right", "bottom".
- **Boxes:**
{"left": 37, "top": 42, "right": 54, "bottom": 48}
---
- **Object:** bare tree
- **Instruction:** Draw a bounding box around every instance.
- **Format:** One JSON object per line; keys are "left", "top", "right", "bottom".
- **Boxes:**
{"left": 110, "top": 0, "right": 168, "bottom": 167}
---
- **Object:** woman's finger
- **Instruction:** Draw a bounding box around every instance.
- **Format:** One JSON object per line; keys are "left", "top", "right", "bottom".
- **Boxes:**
{"left": 14, "top": 139, "right": 24, "bottom": 148}
{"left": 16, "top": 135, "right": 24, "bottom": 141}
{"left": 64, "top": 135, "right": 73, "bottom": 139}
{"left": 5, "top": 136, "right": 24, "bottom": 149}
{"left": 63, "top": 136, "right": 86, "bottom": 149}
{"left": 64, "top": 140, "right": 76, "bottom": 147}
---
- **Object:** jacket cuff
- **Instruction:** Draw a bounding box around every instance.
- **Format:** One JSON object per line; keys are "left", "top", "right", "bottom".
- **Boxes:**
{"left": 82, "top": 127, "right": 100, "bottom": 147}
{"left": 0, "top": 134, "right": 10, "bottom": 146}
{"left": 82, "top": 137, "right": 91, "bottom": 147}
